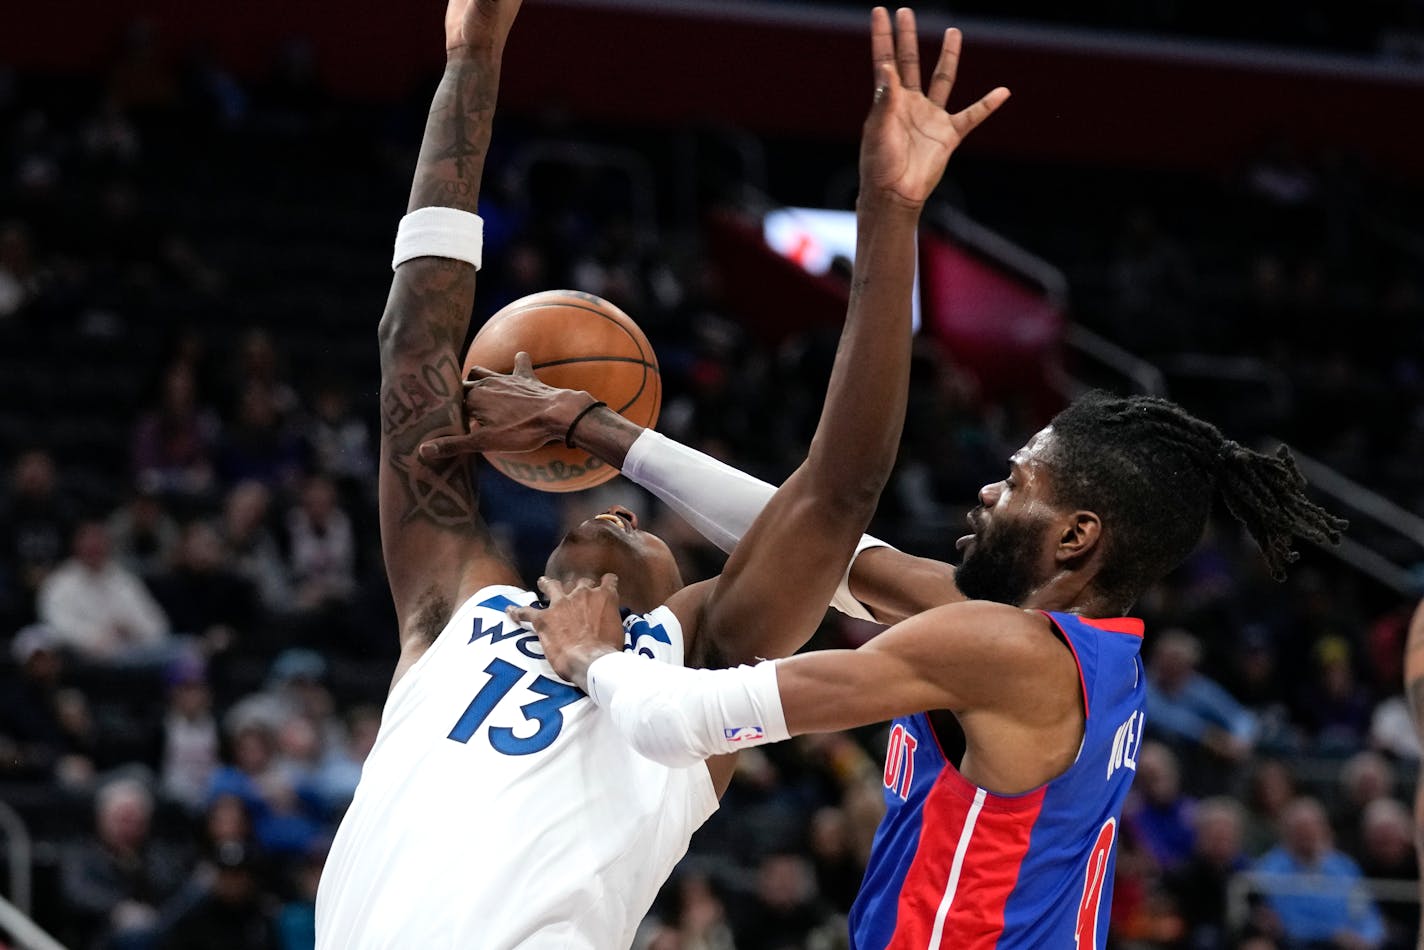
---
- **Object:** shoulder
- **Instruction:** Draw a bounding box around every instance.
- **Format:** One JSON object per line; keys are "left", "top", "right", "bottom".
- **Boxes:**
{"left": 867, "top": 601, "right": 1075, "bottom": 714}
{"left": 872, "top": 600, "right": 1061, "bottom": 666}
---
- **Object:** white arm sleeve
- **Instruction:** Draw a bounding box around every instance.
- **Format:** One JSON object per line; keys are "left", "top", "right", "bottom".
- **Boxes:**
{"left": 622, "top": 428, "right": 892, "bottom": 621}
{"left": 586, "top": 651, "right": 791, "bottom": 768}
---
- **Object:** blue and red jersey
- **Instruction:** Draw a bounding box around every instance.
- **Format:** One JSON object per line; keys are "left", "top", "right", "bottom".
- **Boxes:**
{"left": 849, "top": 611, "right": 1147, "bottom": 950}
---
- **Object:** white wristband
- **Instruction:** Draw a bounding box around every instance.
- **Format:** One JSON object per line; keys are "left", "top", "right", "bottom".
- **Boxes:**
{"left": 392, "top": 207, "right": 484, "bottom": 270}
{"left": 586, "top": 651, "right": 789, "bottom": 768}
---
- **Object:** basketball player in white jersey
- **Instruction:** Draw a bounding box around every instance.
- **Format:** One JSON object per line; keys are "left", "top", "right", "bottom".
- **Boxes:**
{"left": 313, "top": 0, "right": 1008, "bottom": 946}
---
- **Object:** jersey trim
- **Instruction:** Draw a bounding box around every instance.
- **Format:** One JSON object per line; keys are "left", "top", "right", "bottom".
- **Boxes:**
{"left": 1040, "top": 611, "right": 1093, "bottom": 720}
{"left": 927, "top": 786, "right": 986, "bottom": 950}
{"left": 1078, "top": 616, "right": 1144, "bottom": 637}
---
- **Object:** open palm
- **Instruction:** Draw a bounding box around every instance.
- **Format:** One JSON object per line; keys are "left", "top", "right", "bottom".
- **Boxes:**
{"left": 860, "top": 8, "right": 1010, "bottom": 209}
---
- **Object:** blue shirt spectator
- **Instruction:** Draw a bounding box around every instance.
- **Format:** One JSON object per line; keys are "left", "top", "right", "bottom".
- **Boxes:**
{"left": 1253, "top": 797, "right": 1384, "bottom": 949}
{"left": 1146, "top": 629, "right": 1256, "bottom": 761}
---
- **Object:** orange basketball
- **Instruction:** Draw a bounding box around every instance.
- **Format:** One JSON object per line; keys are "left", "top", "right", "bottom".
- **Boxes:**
{"left": 463, "top": 290, "right": 661, "bottom": 492}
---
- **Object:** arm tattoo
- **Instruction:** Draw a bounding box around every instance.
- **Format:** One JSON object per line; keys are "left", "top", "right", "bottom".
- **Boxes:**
{"left": 380, "top": 353, "right": 477, "bottom": 529}
{"left": 410, "top": 55, "right": 498, "bottom": 213}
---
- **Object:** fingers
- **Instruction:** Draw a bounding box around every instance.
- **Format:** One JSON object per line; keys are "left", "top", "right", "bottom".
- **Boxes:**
{"left": 872, "top": 61, "right": 900, "bottom": 112}
{"left": 464, "top": 364, "right": 501, "bottom": 383}
{"left": 894, "top": 8, "right": 920, "bottom": 92}
{"left": 869, "top": 7, "right": 894, "bottom": 83}
{"left": 926, "top": 27, "right": 961, "bottom": 109}
{"left": 535, "top": 575, "right": 571, "bottom": 600}
{"left": 419, "top": 432, "right": 487, "bottom": 460}
{"left": 507, "top": 605, "right": 541, "bottom": 626}
{"left": 952, "top": 85, "right": 1011, "bottom": 136}
{"left": 514, "top": 351, "right": 536, "bottom": 378}
{"left": 598, "top": 573, "right": 619, "bottom": 596}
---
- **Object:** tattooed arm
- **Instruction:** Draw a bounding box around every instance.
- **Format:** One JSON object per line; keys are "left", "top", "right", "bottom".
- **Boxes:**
{"left": 1405, "top": 599, "right": 1424, "bottom": 948}
{"left": 380, "top": 0, "right": 524, "bottom": 685}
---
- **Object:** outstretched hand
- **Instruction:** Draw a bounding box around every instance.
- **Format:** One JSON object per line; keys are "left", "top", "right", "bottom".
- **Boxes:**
{"left": 860, "top": 7, "right": 1010, "bottom": 210}
{"left": 418, "top": 352, "right": 598, "bottom": 461}
{"left": 508, "top": 574, "right": 625, "bottom": 688}
{"left": 446, "top": 0, "right": 523, "bottom": 55}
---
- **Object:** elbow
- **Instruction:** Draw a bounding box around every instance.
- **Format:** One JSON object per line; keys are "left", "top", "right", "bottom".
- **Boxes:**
{"left": 376, "top": 309, "right": 412, "bottom": 357}
{"left": 803, "top": 442, "right": 892, "bottom": 518}
{"left": 807, "top": 474, "right": 885, "bottom": 525}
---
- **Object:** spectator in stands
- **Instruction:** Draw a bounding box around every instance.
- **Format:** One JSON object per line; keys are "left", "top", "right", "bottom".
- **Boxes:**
{"left": 806, "top": 806, "right": 862, "bottom": 915}
{"left": 217, "top": 385, "right": 304, "bottom": 490}
{"left": 1146, "top": 628, "right": 1257, "bottom": 766}
{"left": 1167, "top": 797, "right": 1250, "bottom": 950}
{"left": 228, "top": 329, "right": 298, "bottom": 422}
{"left": 159, "top": 654, "right": 219, "bottom": 811}
{"left": 0, "top": 219, "right": 40, "bottom": 318}
{"left": 107, "top": 488, "right": 178, "bottom": 580}
{"left": 38, "top": 520, "right": 173, "bottom": 664}
{"left": 284, "top": 476, "right": 354, "bottom": 614}
{"left": 0, "top": 448, "right": 74, "bottom": 622}
{"left": 302, "top": 379, "right": 372, "bottom": 489}
{"left": 1125, "top": 741, "right": 1197, "bottom": 872}
{"left": 159, "top": 841, "right": 279, "bottom": 950}
{"left": 150, "top": 520, "right": 258, "bottom": 642}
{"left": 1355, "top": 798, "right": 1419, "bottom": 947}
{"left": 208, "top": 716, "right": 322, "bottom": 859}
{"left": 1333, "top": 751, "right": 1395, "bottom": 857}
{"left": 1254, "top": 797, "right": 1385, "bottom": 950}
{"left": 732, "top": 853, "right": 837, "bottom": 950}
{"left": 275, "top": 843, "right": 325, "bottom": 950}
{"left": 131, "top": 363, "right": 220, "bottom": 499}
{"left": 60, "top": 776, "right": 188, "bottom": 950}
{"left": 0, "top": 623, "right": 98, "bottom": 786}
{"left": 308, "top": 704, "right": 380, "bottom": 815}
{"left": 1301, "top": 636, "right": 1375, "bottom": 753}
{"left": 220, "top": 482, "right": 292, "bottom": 615}
{"left": 657, "top": 873, "right": 735, "bottom": 950}
{"left": 1244, "top": 759, "right": 1298, "bottom": 857}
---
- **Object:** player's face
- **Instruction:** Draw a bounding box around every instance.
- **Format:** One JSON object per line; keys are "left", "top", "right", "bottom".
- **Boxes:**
{"left": 954, "top": 428, "right": 1064, "bottom": 606}
{"left": 544, "top": 505, "right": 684, "bottom": 613}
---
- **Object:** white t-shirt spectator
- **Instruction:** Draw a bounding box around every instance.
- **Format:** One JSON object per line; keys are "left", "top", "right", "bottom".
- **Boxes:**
{"left": 38, "top": 558, "right": 171, "bottom": 660}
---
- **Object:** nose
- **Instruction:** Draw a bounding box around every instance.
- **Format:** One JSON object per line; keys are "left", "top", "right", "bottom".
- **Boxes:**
{"left": 978, "top": 482, "right": 1001, "bottom": 509}
{"left": 606, "top": 505, "right": 638, "bottom": 530}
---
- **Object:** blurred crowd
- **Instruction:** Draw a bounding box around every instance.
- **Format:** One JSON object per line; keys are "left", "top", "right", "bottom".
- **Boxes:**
{"left": 2, "top": 18, "right": 1423, "bottom": 950}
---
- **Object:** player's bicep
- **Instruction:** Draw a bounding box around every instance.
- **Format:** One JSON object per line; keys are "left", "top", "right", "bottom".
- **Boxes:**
{"left": 778, "top": 600, "right": 1046, "bottom": 734}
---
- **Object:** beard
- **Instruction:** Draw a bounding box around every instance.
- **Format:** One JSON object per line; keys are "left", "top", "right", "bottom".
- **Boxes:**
{"left": 954, "top": 512, "right": 1045, "bottom": 606}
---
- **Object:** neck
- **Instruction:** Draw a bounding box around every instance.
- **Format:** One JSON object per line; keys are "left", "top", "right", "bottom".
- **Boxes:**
{"left": 1021, "top": 569, "right": 1127, "bottom": 618}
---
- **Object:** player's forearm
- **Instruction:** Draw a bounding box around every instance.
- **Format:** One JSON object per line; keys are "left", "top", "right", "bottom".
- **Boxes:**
{"left": 409, "top": 49, "right": 499, "bottom": 216}
{"left": 565, "top": 405, "right": 643, "bottom": 470}
{"left": 802, "top": 194, "right": 919, "bottom": 508}
{"left": 379, "top": 50, "right": 499, "bottom": 363}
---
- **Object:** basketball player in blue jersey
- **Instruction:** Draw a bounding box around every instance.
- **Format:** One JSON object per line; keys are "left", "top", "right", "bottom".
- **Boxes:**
{"left": 315, "top": 0, "right": 1009, "bottom": 946}
{"left": 504, "top": 396, "right": 1347, "bottom": 948}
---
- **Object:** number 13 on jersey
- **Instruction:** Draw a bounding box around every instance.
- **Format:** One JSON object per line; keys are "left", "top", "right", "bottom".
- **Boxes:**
{"left": 447, "top": 657, "right": 584, "bottom": 755}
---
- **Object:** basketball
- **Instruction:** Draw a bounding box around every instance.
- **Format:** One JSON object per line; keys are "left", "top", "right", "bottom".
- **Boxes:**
{"left": 463, "top": 290, "right": 661, "bottom": 492}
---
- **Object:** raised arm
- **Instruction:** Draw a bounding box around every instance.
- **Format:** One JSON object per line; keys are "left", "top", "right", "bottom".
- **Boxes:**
{"left": 379, "top": 0, "right": 522, "bottom": 680}
{"left": 421, "top": 13, "right": 996, "bottom": 636}
{"left": 682, "top": 12, "right": 1005, "bottom": 664}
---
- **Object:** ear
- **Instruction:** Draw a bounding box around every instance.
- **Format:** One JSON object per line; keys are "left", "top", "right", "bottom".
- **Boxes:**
{"left": 1055, "top": 510, "right": 1102, "bottom": 564}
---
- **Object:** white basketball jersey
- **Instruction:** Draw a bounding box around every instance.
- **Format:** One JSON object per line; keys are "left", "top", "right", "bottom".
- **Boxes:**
{"left": 315, "top": 585, "right": 718, "bottom": 949}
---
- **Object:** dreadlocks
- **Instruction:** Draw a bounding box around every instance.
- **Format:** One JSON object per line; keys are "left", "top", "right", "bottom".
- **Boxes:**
{"left": 1045, "top": 391, "right": 1347, "bottom": 605}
